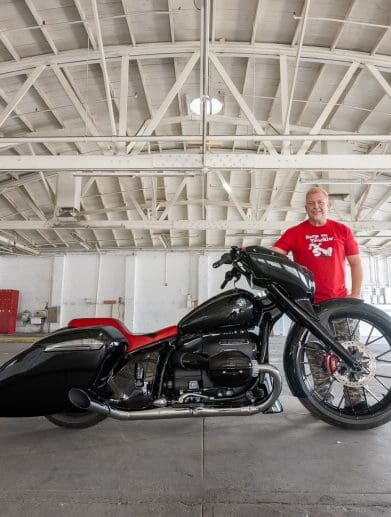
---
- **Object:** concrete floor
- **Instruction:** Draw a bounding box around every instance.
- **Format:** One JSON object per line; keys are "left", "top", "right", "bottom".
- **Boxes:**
{"left": 0, "top": 339, "right": 390, "bottom": 517}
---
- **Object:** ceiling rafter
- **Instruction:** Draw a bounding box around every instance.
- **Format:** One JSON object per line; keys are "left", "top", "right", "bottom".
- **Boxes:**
{"left": 216, "top": 171, "right": 248, "bottom": 221}
{"left": 0, "top": 3, "right": 390, "bottom": 255}
{"left": 259, "top": 54, "right": 290, "bottom": 231}
{"left": 73, "top": 0, "right": 98, "bottom": 50}
{"left": 0, "top": 65, "right": 45, "bottom": 129}
{"left": 1, "top": 190, "right": 54, "bottom": 248}
{"left": 0, "top": 84, "right": 56, "bottom": 156}
{"left": 283, "top": 0, "right": 311, "bottom": 139}
{"left": 0, "top": 219, "right": 389, "bottom": 232}
{"left": 360, "top": 189, "right": 391, "bottom": 221}
{"left": 4, "top": 43, "right": 391, "bottom": 79}
{"left": 32, "top": 82, "right": 83, "bottom": 154}
{"left": 0, "top": 22, "right": 20, "bottom": 62}
{"left": 251, "top": 0, "right": 264, "bottom": 45}
{"left": 116, "top": 177, "right": 136, "bottom": 246}
{"left": 330, "top": 0, "right": 357, "bottom": 52}
{"left": 24, "top": 0, "right": 58, "bottom": 55}
{"left": 232, "top": 57, "right": 253, "bottom": 153}
{"left": 19, "top": 180, "right": 68, "bottom": 247}
{"left": 297, "top": 62, "right": 360, "bottom": 155}
{"left": 51, "top": 64, "right": 101, "bottom": 138}
{"left": 1, "top": 153, "right": 391, "bottom": 170}
{"left": 371, "top": 24, "right": 391, "bottom": 56}
{"left": 0, "top": 232, "right": 38, "bottom": 254}
{"left": 91, "top": 0, "right": 117, "bottom": 136}
{"left": 210, "top": 53, "right": 277, "bottom": 155}
{"left": 158, "top": 177, "right": 187, "bottom": 222}
{"left": 74, "top": 198, "right": 288, "bottom": 218}
{"left": 92, "top": 177, "right": 121, "bottom": 248}
{"left": 127, "top": 52, "right": 200, "bottom": 154}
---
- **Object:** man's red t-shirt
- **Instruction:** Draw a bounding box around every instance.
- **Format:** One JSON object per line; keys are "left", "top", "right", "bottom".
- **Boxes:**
{"left": 273, "top": 219, "right": 359, "bottom": 303}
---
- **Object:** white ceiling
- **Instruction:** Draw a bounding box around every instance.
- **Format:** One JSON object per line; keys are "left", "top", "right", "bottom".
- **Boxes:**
{"left": 0, "top": 0, "right": 390, "bottom": 256}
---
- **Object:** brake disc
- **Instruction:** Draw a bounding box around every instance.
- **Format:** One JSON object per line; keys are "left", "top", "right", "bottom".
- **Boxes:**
{"left": 333, "top": 340, "right": 376, "bottom": 388}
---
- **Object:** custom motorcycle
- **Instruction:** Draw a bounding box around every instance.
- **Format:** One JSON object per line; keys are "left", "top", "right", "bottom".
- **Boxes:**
{"left": 0, "top": 246, "right": 390, "bottom": 430}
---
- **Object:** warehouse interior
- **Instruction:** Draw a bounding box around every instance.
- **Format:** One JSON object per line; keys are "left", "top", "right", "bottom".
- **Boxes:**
{"left": 0, "top": 1, "right": 390, "bottom": 516}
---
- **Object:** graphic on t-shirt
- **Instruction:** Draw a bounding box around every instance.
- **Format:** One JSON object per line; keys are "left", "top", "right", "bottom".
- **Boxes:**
{"left": 306, "top": 233, "right": 334, "bottom": 258}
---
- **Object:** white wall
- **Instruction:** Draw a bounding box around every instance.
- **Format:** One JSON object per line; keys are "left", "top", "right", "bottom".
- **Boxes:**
{"left": 61, "top": 254, "right": 127, "bottom": 323}
{"left": 133, "top": 252, "right": 196, "bottom": 332}
{"left": 0, "top": 250, "right": 389, "bottom": 334}
{"left": 0, "top": 256, "right": 52, "bottom": 332}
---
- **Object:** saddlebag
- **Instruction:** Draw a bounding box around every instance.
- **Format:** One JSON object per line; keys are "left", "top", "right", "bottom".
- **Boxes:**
{"left": 0, "top": 326, "right": 127, "bottom": 417}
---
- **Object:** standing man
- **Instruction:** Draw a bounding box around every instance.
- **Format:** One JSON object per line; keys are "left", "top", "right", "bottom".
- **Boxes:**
{"left": 272, "top": 186, "right": 364, "bottom": 408}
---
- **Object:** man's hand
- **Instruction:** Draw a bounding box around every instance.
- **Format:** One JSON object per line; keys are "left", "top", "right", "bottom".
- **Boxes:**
{"left": 347, "top": 254, "right": 363, "bottom": 299}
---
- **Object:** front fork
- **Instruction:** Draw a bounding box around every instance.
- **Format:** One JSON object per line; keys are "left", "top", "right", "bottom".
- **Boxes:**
{"left": 268, "top": 284, "right": 360, "bottom": 371}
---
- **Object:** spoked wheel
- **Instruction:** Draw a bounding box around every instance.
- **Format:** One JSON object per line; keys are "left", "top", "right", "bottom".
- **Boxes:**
{"left": 46, "top": 410, "right": 107, "bottom": 429}
{"left": 285, "top": 300, "right": 391, "bottom": 430}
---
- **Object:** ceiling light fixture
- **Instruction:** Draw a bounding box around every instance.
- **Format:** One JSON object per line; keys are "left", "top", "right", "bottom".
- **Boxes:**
{"left": 189, "top": 96, "right": 223, "bottom": 115}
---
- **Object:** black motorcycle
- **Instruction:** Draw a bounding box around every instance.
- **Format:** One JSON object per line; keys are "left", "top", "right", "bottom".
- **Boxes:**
{"left": 0, "top": 246, "right": 390, "bottom": 430}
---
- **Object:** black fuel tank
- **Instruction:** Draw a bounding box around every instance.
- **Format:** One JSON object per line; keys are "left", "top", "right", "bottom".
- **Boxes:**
{"left": 178, "top": 289, "right": 258, "bottom": 333}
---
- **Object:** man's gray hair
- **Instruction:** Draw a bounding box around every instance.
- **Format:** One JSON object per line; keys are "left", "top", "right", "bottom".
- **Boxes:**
{"left": 306, "top": 186, "right": 329, "bottom": 201}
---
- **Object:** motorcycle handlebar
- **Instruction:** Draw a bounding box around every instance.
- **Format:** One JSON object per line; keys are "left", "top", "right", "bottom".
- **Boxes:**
{"left": 220, "top": 269, "right": 242, "bottom": 289}
{"left": 213, "top": 247, "right": 244, "bottom": 289}
{"left": 220, "top": 269, "right": 234, "bottom": 289}
{"left": 212, "top": 252, "right": 233, "bottom": 268}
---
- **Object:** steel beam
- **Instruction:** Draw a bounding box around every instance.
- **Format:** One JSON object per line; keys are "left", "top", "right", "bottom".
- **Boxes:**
{"left": 0, "top": 234, "right": 39, "bottom": 254}
{"left": 5, "top": 42, "right": 391, "bottom": 79}
{"left": 1, "top": 154, "right": 391, "bottom": 170}
{"left": 0, "top": 219, "right": 389, "bottom": 232}
{"left": 0, "top": 65, "right": 46, "bottom": 128}
{"left": 297, "top": 62, "right": 360, "bottom": 154}
{"left": 210, "top": 53, "right": 277, "bottom": 155}
{"left": 91, "top": 0, "right": 117, "bottom": 136}
{"left": 2, "top": 133, "right": 391, "bottom": 144}
{"left": 127, "top": 52, "right": 200, "bottom": 153}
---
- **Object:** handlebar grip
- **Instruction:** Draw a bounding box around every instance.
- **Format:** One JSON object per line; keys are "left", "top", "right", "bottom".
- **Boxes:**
{"left": 213, "top": 253, "right": 233, "bottom": 268}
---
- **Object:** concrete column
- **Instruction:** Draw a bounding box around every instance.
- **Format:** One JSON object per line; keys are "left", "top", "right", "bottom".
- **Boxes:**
{"left": 50, "top": 255, "right": 66, "bottom": 330}
{"left": 124, "top": 254, "right": 136, "bottom": 329}
{"left": 198, "top": 254, "right": 209, "bottom": 303}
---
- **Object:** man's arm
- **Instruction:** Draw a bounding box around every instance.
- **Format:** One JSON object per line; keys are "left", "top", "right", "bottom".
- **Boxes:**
{"left": 271, "top": 246, "right": 288, "bottom": 255}
{"left": 347, "top": 254, "right": 363, "bottom": 298}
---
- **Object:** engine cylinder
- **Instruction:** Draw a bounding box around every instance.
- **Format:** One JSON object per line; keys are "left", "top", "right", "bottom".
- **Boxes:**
{"left": 208, "top": 350, "right": 253, "bottom": 387}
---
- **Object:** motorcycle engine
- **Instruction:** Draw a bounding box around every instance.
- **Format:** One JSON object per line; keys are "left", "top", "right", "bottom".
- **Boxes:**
{"left": 168, "top": 334, "right": 258, "bottom": 399}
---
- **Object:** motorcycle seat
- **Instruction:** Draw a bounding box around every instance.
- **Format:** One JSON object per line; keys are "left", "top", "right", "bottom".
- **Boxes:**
{"left": 68, "top": 317, "right": 179, "bottom": 350}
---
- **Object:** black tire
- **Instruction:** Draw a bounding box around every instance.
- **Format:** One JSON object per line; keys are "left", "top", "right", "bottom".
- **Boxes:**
{"left": 46, "top": 410, "right": 107, "bottom": 429}
{"left": 284, "top": 299, "right": 391, "bottom": 430}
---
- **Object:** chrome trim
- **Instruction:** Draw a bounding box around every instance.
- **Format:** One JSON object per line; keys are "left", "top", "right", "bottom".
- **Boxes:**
{"left": 44, "top": 343, "right": 105, "bottom": 352}
{"left": 178, "top": 393, "right": 210, "bottom": 403}
{"left": 69, "top": 364, "right": 282, "bottom": 421}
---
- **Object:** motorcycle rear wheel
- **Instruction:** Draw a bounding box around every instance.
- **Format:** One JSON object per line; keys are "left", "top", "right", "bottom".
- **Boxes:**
{"left": 46, "top": 410, "right": 107, "bottom": 429}
{"left": 285, "top": 300, "right": 391, "bottom": 430}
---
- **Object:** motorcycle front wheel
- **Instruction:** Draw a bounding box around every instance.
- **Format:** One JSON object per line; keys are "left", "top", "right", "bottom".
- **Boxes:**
{"left": 284, "top": 300, "right": 391, "bottom": 430}
{"left": 46, "top": 410, "right": 107, "bottom": 429}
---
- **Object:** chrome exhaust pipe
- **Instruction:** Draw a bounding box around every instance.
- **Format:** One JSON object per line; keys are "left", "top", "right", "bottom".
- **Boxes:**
{"left": 69, "top": 364, "right": 282, "bottom": 421}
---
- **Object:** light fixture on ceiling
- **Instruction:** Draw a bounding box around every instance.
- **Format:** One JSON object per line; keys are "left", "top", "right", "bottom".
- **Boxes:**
{"left": 189, "top": 96, "right": 223, "bottom": 116}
